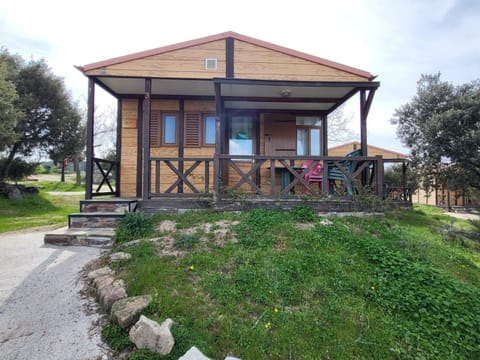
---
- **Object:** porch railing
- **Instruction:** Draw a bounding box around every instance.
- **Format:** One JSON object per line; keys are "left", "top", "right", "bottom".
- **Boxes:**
{"left": 149, "top": 157, "right": 213, "bottom": 197}
{"left": 144, "top": 154, "right": 414, "bottom": 203}
{"left": 90, "top": 157, "right": 119, "bottom": 197}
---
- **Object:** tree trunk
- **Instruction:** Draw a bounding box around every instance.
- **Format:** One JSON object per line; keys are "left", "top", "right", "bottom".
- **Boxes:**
{"left": 74, "top": 157, "right": 81, "bottom": 186}
{"left": 1, "top": 142, "right": 20, "bottom": 182}
{"left": 61, "top": 160, "right": 66, "bottom": 182}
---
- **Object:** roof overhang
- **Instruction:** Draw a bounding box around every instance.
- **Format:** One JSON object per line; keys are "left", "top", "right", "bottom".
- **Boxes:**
{"left": 93, "top": 76, "right": 379, "bottom": 113}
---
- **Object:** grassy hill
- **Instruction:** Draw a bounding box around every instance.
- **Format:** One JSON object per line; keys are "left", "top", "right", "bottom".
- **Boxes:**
{"left": 106, "top": 206, "right": 480, "bottom": 359}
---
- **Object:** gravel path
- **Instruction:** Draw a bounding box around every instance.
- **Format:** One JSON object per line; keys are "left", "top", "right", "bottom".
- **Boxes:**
{"left": 0, "top": 228, "right": 109, "bottom": 360}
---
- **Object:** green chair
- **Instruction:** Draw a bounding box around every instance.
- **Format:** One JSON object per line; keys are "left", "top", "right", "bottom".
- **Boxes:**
{"left": 327, "top": 149, "right": 362, "bottom": 195}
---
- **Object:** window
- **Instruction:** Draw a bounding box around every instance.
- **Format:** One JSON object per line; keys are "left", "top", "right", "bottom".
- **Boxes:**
{"left": 184, "top": 112, "right": 216, "bottom": 147}
{"left": 296, "top": 116, "right": 322, "bottom": 156}
{"left": 229, "top": 116, "right": 253, "bottom": 156}
{"left": 163, "top": 114, "right": 176, "bottom": 144}
{"left": 204, "top": 115, "right": 216, "bottom": 145}
{"left": 150, "top": 112, "right": 178, "bottom": 147}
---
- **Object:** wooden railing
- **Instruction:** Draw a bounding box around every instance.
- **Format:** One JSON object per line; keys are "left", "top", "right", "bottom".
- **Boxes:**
{"left": 91, "top": 157, "right": 119, "bottom": 197}
{"left": 149, "top": 157, "right": 213, "bottom": 197}
{"left": 146, "top": 155, "right": 411, "bottom": 203}
{"left": 216, "top": 155, "right": 385, "bottom": 198}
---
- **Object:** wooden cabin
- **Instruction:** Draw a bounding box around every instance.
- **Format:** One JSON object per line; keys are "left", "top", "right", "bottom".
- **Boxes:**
{"left": 78, "top": 31, "right": 409, "bottom": 211}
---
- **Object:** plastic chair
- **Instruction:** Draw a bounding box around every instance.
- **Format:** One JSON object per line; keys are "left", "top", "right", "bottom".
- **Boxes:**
{"left": 302, "top": 160, "right": 324, "bottom": 192}
{"left": 328, "top": 149, "right": 361, "bottom": 194}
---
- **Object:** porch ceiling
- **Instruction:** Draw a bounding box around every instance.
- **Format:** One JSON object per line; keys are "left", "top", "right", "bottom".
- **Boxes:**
{"left": 95, "top": 76, "right": 379, "bottom": 112}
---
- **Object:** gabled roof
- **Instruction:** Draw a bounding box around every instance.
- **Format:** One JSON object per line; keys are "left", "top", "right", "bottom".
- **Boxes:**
{"left": 79, "top": 31, "right": 374, "bottom": 80}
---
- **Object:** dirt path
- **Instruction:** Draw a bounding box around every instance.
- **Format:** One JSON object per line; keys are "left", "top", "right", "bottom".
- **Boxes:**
{"left": 0, "top": 229, "right": 109, "bottom": 359}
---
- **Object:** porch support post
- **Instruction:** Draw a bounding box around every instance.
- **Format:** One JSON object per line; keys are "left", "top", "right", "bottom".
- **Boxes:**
{"left": 136, "top": 100, "right": 143, "bottom": 197}
{"left": 214, "top": 82, "right": 223, "bottom": 198}
{"left": 116, "top": 97, "right": 122, "bottom": 197}
{"left": 142, "top": 78, "right": 152, "bottom": 201}
{"left": 85, "top": 77, "right": 95, "bottom": 200}
{"left": 359, "top": 89, "right": 367, "bottom": 157}
{"left": 321, "top": 114, "right": 329, "bottom": 194}
{"left": 178, "top": 99, "right": 185, "bottom": 193}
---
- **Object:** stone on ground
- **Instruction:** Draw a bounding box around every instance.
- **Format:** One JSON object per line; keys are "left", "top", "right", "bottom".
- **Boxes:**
{"left": 88, "top": 266, "right": 114, "bottom": 280}
{"left": 109, "top": 252, "right": 132, "bottom": 262}
{"left": 129, "top": 316, "right": 174, "bottom": 355}
{"left": 111, "top": 295, "right": 152, "bottom": 328}
{"left": 179, "top": 346, "right": 211, "bottom": 360}
{"left": 156, "top": 220, "right": 177, "bottom": 233}
{"left": 99, "top": 279, "right": 127, "bottom": 311}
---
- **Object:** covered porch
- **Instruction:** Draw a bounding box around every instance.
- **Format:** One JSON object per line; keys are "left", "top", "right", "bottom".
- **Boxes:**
{"left": 83, "top": 75, "right": 410, "bottom": 210}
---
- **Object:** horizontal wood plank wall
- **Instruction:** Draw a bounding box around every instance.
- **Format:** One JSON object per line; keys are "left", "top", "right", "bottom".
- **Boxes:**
{"left": 329, "top": 142, "right": 407, "bottom": 159}
{"left": 120, "top": 99, "right": 139, "bottom": 197}
{"left": 85, "top": 41, "right": 226, "bottom": 78}
{"left": 234, "top": 40, "right": 367, "bottom": 82}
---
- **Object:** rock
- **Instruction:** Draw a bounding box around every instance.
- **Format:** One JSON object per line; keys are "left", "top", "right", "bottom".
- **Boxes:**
{"left": 88, "top": 267, "right": 114, "bottom": 281}
{"left": 224, "top": 357, "right": 241, "bottom": 360}
{"left": 156, "top": 220, "right": 176, "bottom": 233}
{"left": 178, "top": 346, "right": 210, "bottom": 360}
{"left": 4, "top": 184, "right": 22, "bottom": 200}
{"left": 93, "top": 274, "right": 115, "bottom": 290}
{"left": 121, "top": 239, "right": 142, "bottom": 248}
{"left": 110, "top": 252, "right": 132, "bottom": 262}
{"left": 111, "top": 295, "right": 152, "bottom": 328}
{"left": 100, "top": 279, "right": 127, "bottom": 311}
{"left": 319, "top": 219, "right": 333, "bottom": 226}
{"left": 129, "top": 316, "right": 174, "bottom": 355}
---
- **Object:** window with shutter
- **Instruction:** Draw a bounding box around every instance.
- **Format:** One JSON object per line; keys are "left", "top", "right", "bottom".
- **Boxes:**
{"left": 184, "top": 112, "right": 201, "bottom": 147}
{"left": 150, "top": 111, "right": 161, "bottom": 147}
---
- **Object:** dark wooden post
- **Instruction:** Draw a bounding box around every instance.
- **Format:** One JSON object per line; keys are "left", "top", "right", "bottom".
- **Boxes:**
{"left": 136, "top": 100, "right": 143, "bottom": 198}
{"left": 214, "top": 82, "right": 222, "bottom": 198}
{"left": 85, "top": 77, "right": 95, "bottom": 200}
{"left": 116, "top": 98, "right": 122, "bottom": 197}
{"left": 142, "top": 78, "right": 152, "bottom": 201}
{"left": 178, "top": 99, "right": 185, "bottom": 193}
{"left": 375, "top": 155, "right": 384, "bottom": 198}
{"left": 321, "top": 114, "right": 329, "bottom": 194}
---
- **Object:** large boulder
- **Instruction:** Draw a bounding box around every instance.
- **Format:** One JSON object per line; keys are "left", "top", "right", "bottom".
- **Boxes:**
{"left": 87, "top": 266, "right": 114, "bottom": 281}
{"left": 111, "top": 295, "right": 152, "bottom": 329}
{"left": 129, "top": 316, "right": 174, "bottom": 355}
{"left": 100, "top": 279, "right": 127, "bottom": 311}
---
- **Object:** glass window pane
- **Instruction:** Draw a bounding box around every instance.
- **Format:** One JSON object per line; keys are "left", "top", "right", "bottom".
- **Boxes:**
{"left": 229, "top": 116, "right": 253, "bottom": 155}
{"left": 310, "top": 128, "right": 321, "bottom": 156}
{"left": 296, "top": 116, "right": 321, "bottom": 126}
{"left": 164, "top": 115, "right": 176, "bottom": 144}
{"left": 205, "top": 116, "right": 216, "bottom": 144}
{"left": 297, "top": 128, "right": 307, "bottom": 156}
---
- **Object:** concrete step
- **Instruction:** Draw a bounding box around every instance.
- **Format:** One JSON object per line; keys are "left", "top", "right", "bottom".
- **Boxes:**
{"left": 80, "top": 199, "right": 138, "bottom": 214}
{"left": 44, "top": 227, "right": 115, "bottom": 248}
{"left": 69, "top": 212, "right": 125, "bottom": 229}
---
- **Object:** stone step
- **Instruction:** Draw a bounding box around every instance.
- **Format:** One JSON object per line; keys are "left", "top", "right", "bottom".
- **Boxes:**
{"left": 44, "top": 227, "right": 115, "bottom": 248}
{"left": 80, "top": 199, "right": 138, "bottom": 214}
{"left": 69, "top": 212, "right": 125, "bottom": 229}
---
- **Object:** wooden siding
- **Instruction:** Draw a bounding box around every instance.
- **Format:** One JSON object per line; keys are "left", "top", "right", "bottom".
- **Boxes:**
{"left": 85, "top": 41, "right": 226, "bottom": 78}
{"left": 234, "top": 40, "right": 367, "bottom": 82}
{"left": 120, "top": 99, "right": 139, "bottom": 197}
{"left": 329, "top": 141, "right": 407, "bottom": 159}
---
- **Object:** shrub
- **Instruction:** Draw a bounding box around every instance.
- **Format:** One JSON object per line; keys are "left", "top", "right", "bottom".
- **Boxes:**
{"left": 0, "top": 157, "right": 38, "bottom": 182}
{"left": 290, "top": 205, "right": 316, "bottom": 222}
{"left": 116, "top": 211, "right": 154, "bottom": 243}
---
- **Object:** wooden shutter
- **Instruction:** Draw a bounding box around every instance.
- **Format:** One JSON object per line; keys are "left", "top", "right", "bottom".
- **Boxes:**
{"left": 184, "top": 112, "right": 201, "bottom": 147}
{"left": 150, "top": 111, "right": 161, "bottom": 147}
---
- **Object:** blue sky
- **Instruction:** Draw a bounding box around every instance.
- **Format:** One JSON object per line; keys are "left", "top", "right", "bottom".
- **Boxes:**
{"left": 1, "top": 0, "right": 479, "bottom": 154}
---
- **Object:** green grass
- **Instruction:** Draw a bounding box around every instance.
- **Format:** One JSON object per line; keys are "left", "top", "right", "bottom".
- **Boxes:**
{"left": 108, "top": 205, "right": 480, "bottom": 359}
{"left": 21, "top": 180, "right": 85, "bottom": 192}
{"left": 0, "top": 183, "right": 82, "bottom": 233}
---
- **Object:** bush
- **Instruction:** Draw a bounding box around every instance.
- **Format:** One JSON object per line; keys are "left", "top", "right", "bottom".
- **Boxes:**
{"left": 290, "top": 205, "right": 316, "bottom": 222}
{"left": 0, "top": 157, "right": 38, "bottom": 182}
{"left": 116, "top": 211, "right": 154, "bottom": 243}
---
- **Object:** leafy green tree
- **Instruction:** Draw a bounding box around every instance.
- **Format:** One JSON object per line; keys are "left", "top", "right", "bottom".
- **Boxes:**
{"left": 0, "top": 49, "right": 84, "bottom": 182}
{"left": 391, "top": 73, "right": 480, "bottom": 190}
{"left": 0, "top": 61, "right": 20, "bottom": 151}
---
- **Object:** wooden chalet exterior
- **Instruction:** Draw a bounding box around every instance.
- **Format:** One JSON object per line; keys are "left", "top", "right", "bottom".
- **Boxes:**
{"left": 78, "top": 31, "right": 409, "bottom": 211}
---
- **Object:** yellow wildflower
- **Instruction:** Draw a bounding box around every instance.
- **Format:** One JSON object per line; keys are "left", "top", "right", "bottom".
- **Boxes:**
{"left": 189, "top": 265, "right": 195, "bottom": 271}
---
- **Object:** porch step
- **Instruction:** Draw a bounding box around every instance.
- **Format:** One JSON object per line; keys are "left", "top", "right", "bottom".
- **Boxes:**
{"left": 68, "top": 212, "right": 125, "bottom": 229}
{"left": 44, "top": 227, "right": 115, "bottom": 248}
{"left": 79, "top": 199, "right": 138, "bottom": 214}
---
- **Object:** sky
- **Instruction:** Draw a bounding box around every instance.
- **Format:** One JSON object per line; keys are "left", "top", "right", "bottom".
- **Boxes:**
{"left": 1, "top": 0, "right": 479, "bottom": 155}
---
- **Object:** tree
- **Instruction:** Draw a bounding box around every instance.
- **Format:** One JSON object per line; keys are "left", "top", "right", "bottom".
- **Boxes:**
{"left": 327, "top": 104, "right": 357, "bottom": 146}
{"left": 0, "top": 49, "right": 84, "bottom": 182}
{"left": 391, "top": 73, "right": 480, "bottom": 190}
{"left": 0, "top": 60, "right": 20, "bottom": 151}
